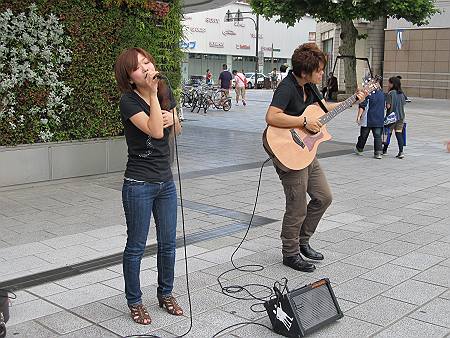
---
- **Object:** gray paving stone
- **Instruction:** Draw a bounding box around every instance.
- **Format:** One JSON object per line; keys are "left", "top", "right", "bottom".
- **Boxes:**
{"left": 174, "top": 256, "right": 217, "bottom": 277}
{"left": 342, "top": 250, "right": 396, "bottom": 269}
{"left": 36, "top": 310, "right": 92, "bottom": 335}
{"left": 401, "top": 214, "right": 443, "bottom": 226}
{"left": 99, "top": 311, "right": 185, "bottom": 337}
{"left": 396, "top": 230, "right": 443, "bottom": 245}
{"left": 383, "top": 279, "right": 446, "bottom": 305}
{"left": 333, "top": 278, "right": 390, "bottom": 303}
{"left": 390, "top": 252, "right": 445, "bottom": 271}
{"left": 381, "top": 221, "right": 423, "bottom": 234}
{"left": 163, "top": 317, "right": 225, "bottom": 338}
{"left": 409, "top": 298, "right": 450, "bottom": 328}
{"left": 417, "top": 241, "right": 449, "bottom": 258}
{"left": 374, "top": 317, "right": 449, "bottom": 338}
{"left": 46, "top": 283, "right": 122, "bottom": 309}
{"left": 346, "top": 295, "right": 417, "bottom": 326}
{"left": 8, "top": 299, "right": 63, "bottom": 326}
{"left": 6, "top": 320, "right": 59, "bottom": 338}
{"left": 324, "top": 212, "right": 366, "bottom": 224}
{"left": 313, "top": 228, "right": 359, "bottom": 243}
{"left": 59, "top": 324, "right": 120, "bottom": 337}
{"left": 304, "top": 315, "right": 382, "bottom": 338}
{"left": 40, "top": 233, "right": 98, "bottom": 249}
{"left": 71, "top": 302, "right": 124, "bottom": 324}
{"left": 9, "top": 290, "right": 38, "bottom": 305}
{"left": 371, "top": 239, "right": 421, "bottom": 256}
{"left": 0, "top": 242, "right": 53, "bottom": 260}
{"left": 173, "top": 270, "right": 220, "bottom": 296}
{"left": 323, "top": 238, "right": 375, "bottom": 255}
{"left": 440, "top": 290, "right": 450, "bottom": 300}
{"left": 363, "top": 214, "right": 402, "bottom": 225}
{"left": 355, "top": 229, "right": 401, "bottom": 244}
{"left": 413, "top": 264, "right": 450, "bottom": 288}
{"left": 55, "top": 269, "right": 121, "bottom": 289}
{"left": 194, "top": 246, "right": 256, "bottom": 264}
{"left": 360, "top": 263, "right": 420, "bottom": 286}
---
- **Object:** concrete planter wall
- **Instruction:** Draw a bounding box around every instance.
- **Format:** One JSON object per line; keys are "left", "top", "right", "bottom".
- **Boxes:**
{"left": 0, "top": 137, "right": 127, "bottom": 187}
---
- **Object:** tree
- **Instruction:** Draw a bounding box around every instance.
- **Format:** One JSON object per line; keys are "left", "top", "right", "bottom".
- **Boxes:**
{"left": 250, "top": 0, "right": 439, "bottom": 93}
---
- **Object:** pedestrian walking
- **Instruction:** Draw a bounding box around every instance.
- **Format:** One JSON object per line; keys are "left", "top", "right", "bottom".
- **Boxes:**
{"left": 383, "top": 76, "right": 406, "bottom": 158}
{"left": 355, "top": 79, "right": 385, "bottom": 159}
{"left": 232, "top": 69, "right": 247, "bottom": 106}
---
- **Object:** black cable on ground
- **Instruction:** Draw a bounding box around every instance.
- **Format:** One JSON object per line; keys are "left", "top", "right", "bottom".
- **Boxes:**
{"left": 213, "top": 157, "right": 283, "bottom": 337}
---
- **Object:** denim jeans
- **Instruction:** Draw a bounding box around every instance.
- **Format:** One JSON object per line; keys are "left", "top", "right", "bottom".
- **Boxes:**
{"left": 122, "top": 179, "right": 177, "bottom": 305}
{"left": 356, "top": 126, "right": 383, "bottom": 154}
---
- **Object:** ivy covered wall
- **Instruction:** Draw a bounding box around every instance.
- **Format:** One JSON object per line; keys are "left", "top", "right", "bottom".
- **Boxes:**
{"left": 0, "top": 0, "right": 183, "bottom": 146}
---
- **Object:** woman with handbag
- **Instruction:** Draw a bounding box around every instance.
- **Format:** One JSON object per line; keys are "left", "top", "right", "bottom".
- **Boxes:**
{"left": 383, "top": 76, "right": 406, "bottom": 158}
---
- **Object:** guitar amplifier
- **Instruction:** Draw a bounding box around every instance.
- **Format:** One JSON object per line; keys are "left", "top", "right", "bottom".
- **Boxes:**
{"left": 264, "top": 279, "right": 343, "bottom": 337}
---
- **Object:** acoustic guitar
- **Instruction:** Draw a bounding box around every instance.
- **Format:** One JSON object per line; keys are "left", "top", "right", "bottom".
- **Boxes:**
{"left": 263, "top": 77, "right": 381, "bottom": 171}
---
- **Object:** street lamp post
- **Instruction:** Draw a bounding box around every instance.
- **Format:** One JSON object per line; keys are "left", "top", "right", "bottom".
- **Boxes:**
{"left": 224, "top": 9, "right": 260, "bottom": 88}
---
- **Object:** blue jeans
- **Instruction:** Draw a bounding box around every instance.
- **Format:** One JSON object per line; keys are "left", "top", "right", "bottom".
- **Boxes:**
{"left": 122, "top": 180, "right": 177, "bottom": 305}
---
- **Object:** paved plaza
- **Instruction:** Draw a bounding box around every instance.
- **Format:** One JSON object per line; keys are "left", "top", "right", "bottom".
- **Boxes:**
{"left": 0, "top": 90, "right": 449, "bottom": 337}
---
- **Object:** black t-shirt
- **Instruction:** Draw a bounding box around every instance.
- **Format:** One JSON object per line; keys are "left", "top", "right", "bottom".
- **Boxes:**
{"left": 219, "top": 70, "right": 232, "bottom": 89}
{"left": 270, "top": 70, "right": 322, "bottom": 116}
{"left": 119, "top": 90, "right": 176, "bottom": 183}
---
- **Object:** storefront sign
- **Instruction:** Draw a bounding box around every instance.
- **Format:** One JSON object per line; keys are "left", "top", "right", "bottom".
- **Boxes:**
{"left": 182, "top": 16, "right": 192, "bottom": 20}
{"left": 234, "top": 22, "right": 245, "bottom": 27}
{"left": 205, "top": 17, "right": 219, "bottom": 23}
{"left": 180, "top": 41, "right": 196, "bottom": 49}
{"left": 222, "top": 30, "right": 236, "bottom": 36}
{"left": 251, "top": 33, "right": 263, "bottom": 39}
{"left": 189, "top": 27, "right": 206, "bottom": 33}
{"left": 209, "top": 41, "right": 224, "bottom": 48}
{"left": 236, "top": 44, "right": 250, "bottom": 50}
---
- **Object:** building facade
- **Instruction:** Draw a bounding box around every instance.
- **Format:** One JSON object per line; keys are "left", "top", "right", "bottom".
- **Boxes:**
{"left": 384, "top": 0, "right": 450, "bottom": 99}
{"left": 181, "top": 1, "right": 316, "bottom": 82}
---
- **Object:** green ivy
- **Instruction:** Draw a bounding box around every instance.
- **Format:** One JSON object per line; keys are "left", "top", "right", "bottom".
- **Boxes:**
{"left": 0, "top": 0, "right": 182, "bottom": 146}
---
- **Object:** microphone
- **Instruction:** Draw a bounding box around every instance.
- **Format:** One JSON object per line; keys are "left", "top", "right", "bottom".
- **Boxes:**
{"left": 153, "top": 73, "right": 166, "bottom": 80}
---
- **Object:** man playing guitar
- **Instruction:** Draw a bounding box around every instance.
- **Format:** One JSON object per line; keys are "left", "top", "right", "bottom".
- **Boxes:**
{"left": 266, "top": 43, "right": 366, "bottom": 272}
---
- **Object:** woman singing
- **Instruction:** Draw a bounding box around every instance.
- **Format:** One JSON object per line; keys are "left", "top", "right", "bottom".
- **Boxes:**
{"left": 114, "top": 48, "right": 182, "bottom": 325}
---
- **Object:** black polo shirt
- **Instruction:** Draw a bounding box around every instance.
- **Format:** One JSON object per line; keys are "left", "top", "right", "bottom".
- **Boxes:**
{"left": 270, "top": 70, "right": 322, "bottom": 116}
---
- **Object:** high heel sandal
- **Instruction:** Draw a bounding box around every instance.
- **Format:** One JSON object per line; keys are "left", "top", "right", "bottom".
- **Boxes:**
{"left": 128, "top": 304, "right": 151, "bottom": 325}
{"left": 157, "top": 294, "right": 183, "bottom": 316}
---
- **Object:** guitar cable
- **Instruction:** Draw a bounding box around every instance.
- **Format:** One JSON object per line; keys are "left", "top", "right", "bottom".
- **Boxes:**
{"left": 212, "top": 157, "right": 290, "bottom": 337}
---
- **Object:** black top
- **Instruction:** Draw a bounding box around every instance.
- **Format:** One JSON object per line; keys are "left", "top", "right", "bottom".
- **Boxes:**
{"left": 119, "top": 91, "right": 176, "bottom": 183}
{"left": 219, "top": 70, "right": 232, "bottom": 89}
{"left": 270, "top": 70, "right": 322, "bottom": 116}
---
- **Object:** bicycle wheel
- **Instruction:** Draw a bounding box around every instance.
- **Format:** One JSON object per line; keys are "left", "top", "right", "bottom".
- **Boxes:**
{"left": 202, "top": 97, "right": 209, "bottom": 114}
{"left": 223, "top": 98, "right": 231, "bottom": 111}
{"left": 182, "top": 93, "right": 192, "bottom": 108}
{"left": 212, "top": 91, "right": 223, "bottom": 109}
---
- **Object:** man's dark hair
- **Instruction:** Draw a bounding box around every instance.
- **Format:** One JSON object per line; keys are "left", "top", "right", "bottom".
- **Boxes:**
{"left": 291, "top": 43, "right": 327, "bottom": 78}
{"left": 232, "top": 70, "right": 237, "bottom": 74}
{"left": 222, "top": 64, "right": 227, "bottom": 70}
{"left": 279, "top": 64, "right": 287, "bottom": 72}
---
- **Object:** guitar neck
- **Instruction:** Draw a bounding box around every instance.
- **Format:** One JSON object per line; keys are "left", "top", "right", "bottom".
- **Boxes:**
{"left": 318, "top": 94, "right": 358, "bottom": 125}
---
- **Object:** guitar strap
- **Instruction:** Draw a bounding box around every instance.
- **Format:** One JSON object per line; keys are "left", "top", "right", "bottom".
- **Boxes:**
{"left": 309, "top": 83, "right": 329, "bottom": 114}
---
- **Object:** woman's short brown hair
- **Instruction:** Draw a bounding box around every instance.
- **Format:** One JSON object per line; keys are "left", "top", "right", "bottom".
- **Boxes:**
{"left": 114, "top": 48, "right": 170, "bottom": 110}
{"left": 291, "top": 43, "right": 327, "bottom": 78}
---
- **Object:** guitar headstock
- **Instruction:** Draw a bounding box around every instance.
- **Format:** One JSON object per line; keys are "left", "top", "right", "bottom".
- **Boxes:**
{"left": 362, "top": 75, "right": 382, "bottom": 94}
